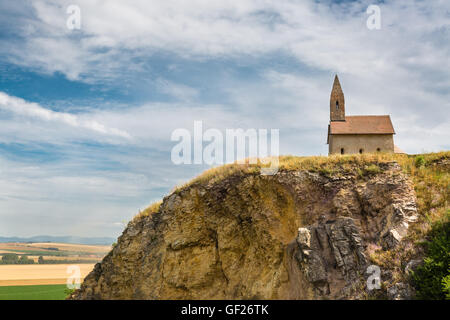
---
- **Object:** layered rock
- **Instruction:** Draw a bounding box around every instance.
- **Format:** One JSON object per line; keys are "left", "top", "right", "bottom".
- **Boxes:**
{"left": 71, "top": 162, "right": 417, "bottom": 300}
{"left": 295, "top": 217, "right": 368, "bottom": 298}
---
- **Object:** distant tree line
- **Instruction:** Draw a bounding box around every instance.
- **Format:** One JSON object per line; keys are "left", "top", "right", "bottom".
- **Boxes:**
{"left": 0, "top": 253, "right": 34, "bottom": 264}
{"left": 37, "top": 256, "right": 99, "bottom": 264}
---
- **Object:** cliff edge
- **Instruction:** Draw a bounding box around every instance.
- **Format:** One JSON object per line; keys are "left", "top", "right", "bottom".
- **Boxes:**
{"left": 70, "top": 153, "right": 449, "bottom": 299}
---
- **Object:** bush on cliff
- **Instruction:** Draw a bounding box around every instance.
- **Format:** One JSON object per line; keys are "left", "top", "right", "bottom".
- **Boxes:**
{"left": 412, "top": 212, "right": 450, "bottom": 300}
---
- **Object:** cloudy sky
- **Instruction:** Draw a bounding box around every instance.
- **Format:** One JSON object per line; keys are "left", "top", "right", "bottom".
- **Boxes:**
{"left": 0, "top": 0, "right": 448, "bottom": 238}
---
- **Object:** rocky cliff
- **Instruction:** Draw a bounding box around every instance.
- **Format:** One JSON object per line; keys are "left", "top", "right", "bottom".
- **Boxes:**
{"left": 71, "top": 157, "right": 424, "bottom": 300}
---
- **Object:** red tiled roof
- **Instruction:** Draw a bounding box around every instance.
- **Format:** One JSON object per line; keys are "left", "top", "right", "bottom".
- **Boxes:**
{"left": 330, "top": 115, "right": 395, "bottom": 135}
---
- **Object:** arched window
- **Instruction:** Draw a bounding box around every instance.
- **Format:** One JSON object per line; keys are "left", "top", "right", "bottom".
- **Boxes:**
{"left": 359, "top": 148, "right": 364, "bottom": 154}
{"left": 377, "top": 148, "right": 381, "bottom": 152}
{"left": 341, "top": 148, "right": 344, "bottom": 155}
{"left": 336, "top": 101, "right": 339, "bottom": 110}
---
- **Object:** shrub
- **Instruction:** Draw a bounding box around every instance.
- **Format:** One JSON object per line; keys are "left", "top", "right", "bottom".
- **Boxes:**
{"left": 64, "top": 287, "right": 76, "bottom": 299}
{"left": 443, "top": 274, "right": 450, "bottom": 300}
{"left": 412, "top": 214, "right": 450, "bottom": 299}
{"left": 365, "top": 164, "right": 381, "bottom": 175}
{"left": 415, "top": 155, "right": 426, "bottom": 168}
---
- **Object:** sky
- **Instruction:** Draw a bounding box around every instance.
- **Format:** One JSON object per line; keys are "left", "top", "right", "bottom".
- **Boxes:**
{"left": 0, "top": 0, "right": 448, "bottom": 238}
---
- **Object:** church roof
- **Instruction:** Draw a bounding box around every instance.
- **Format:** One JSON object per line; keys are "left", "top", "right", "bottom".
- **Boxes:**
{"left": 330, "top": 115, "right": 395, "bottom": 135}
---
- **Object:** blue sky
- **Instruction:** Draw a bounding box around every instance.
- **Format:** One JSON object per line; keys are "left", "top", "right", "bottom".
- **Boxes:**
{"left": 0, "top": 0, "right": 449, "bottom": 238}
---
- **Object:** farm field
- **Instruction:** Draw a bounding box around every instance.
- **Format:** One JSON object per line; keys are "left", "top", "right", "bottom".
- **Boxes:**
{"left": 0, "top": 284, "right": 67, "bottom": 300}
{"left": 27, "top": 242, "right": 111, "bottom": 253}
{"left": 0, "top": 242, "right": 110, "bottom": 257}
{"left": 0, "top": 242, "right": 111, "bottom": 264}
{"left": 0, "top": 262, "right": 96, "bottom": 299}
{"left": 0, "top": 264, "right": 96, "bottom": 286}
{"left": 0, "top": 241, "right": 109, "bottom": 299}
{"left": 25, "top": 255, "right": 99, "bottom": 263}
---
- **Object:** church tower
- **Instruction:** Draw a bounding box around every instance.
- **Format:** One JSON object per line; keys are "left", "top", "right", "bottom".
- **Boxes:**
{"left": 330, "top": 75, "right": 345, "bottom": 121}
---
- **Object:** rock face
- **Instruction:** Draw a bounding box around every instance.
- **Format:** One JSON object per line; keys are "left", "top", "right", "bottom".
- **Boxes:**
{"left": 296, "top": 217, "right": 368, "bottom": 297}
{"left": 71, "top": 162, "right": 418, "bottom": 300}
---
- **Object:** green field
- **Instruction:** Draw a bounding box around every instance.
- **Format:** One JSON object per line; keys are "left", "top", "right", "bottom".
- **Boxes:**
{"left": 0, "top": 285, "right": 67, "bottom": 300}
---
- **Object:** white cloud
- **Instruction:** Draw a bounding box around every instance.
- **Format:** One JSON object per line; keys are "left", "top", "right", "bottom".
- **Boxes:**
{"left": 156, "top": 78, "right": 199, "bottom": 101}
{"left": 0, "top": 0, "right": 448, "bottom": 237}
{"left": 3, "top": 2, "right": 448, "bottom": 148}
{"left": 0, "top": 92, "right": 131, "bottom": 139}
{"left": 2, "top": 0, "right": 447, "bottom": 82}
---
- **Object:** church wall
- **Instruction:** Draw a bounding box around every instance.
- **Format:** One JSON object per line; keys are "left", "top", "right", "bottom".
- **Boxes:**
{"left": 329, "top": 134, "right": 394, "bottom": 155}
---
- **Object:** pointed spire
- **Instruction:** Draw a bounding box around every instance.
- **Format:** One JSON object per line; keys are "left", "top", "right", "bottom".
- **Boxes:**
{"left": 332, "top": 75, "right": 342, "bottom": 92}
{"left": 330, "top": 74, "right": 345, "bottom": 121}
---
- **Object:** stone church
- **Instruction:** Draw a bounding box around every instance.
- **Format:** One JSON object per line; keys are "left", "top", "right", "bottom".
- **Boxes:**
{"left": 327, "top": 75, "right": 403, "bottom": 155}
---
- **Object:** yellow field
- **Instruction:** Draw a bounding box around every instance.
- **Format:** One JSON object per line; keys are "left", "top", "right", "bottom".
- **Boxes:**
{"left": 0, "top": 250, "right": 27, "bottom": 254}
{"left": 0, "top": 242, "right": 110, "bottom": 286}
{"left": 0, "top": 242, "right": 110, "bottom": 255}
{"left": 0, "top": 264, "right": 95, "bottom": 286}
{"left": 25, "top": 255, "right": 101, "bottom": 263}
{"left": 0, "top": 244, "right": 46, "bottom": 253}
{"left": 26, "top": 242, "right": 111, "bottom": 253}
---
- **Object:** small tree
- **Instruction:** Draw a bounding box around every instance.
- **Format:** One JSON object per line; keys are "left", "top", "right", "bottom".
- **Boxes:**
{"left": 38, "top": 256, "right": 44, "bottom": 264}
{"left": 2, "top": 253, "right": 19, "bottom": 264}
{"left": 19, "top": 255, "right": 34, "bottom": 264}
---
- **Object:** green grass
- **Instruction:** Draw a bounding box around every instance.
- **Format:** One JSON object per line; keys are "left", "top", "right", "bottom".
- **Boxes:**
{"left": 0, "top": 284, "right": 67, "bottom": 300}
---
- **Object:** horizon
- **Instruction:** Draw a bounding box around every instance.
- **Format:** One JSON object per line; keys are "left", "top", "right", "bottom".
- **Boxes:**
{"left": 0, "top": 0, "right": 449, "bottom": 238}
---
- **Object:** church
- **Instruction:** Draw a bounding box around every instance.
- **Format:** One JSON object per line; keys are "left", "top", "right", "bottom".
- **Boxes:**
{"left": 327, "top": 75, "right": 403, "bottom": 155}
